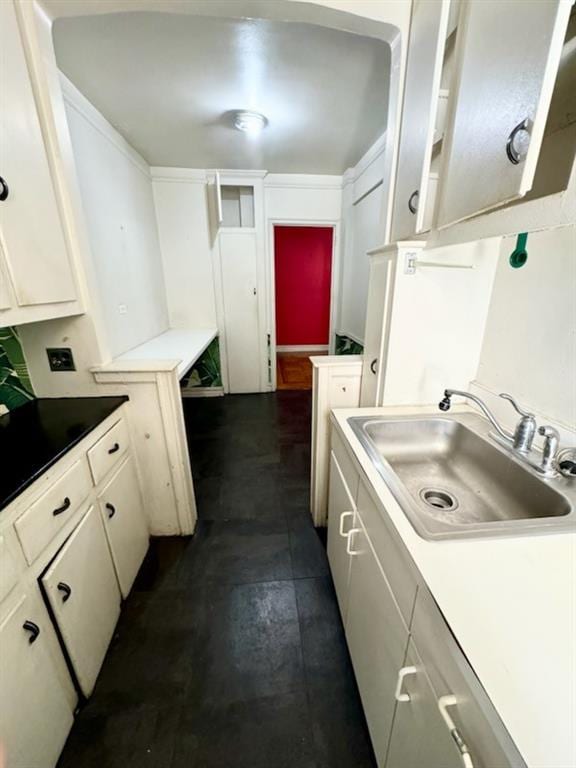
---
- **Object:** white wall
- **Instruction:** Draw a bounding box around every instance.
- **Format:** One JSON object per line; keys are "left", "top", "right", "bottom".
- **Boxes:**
{"left": 473, "top": 225, "right": 576, "bottom": 434}
{"left": 152, "top": 169, "right": 218, "bottom": 329}
{"left": 338, "top": 134, "right": 388, "bottom": 343}
{"left": 62, "top": 75, "right": 169, "bottom": 358}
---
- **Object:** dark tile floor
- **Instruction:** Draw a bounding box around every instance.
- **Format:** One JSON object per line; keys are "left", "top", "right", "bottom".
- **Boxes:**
{"left": 58, "top": 391, "right": 376, "bottom": 768}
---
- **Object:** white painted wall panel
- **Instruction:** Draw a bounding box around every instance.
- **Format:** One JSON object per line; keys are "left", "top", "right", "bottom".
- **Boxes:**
{"left": 152, "top": 176, "right": 218, "bottom": 329}
{"left": 63, "top": 78, "right": 168, "bottom": 358}
{"left": 264, "top": 177, "right": 342, "bottom": 222}
{"left": 475, "top": 225, "right": 576, "bottom": 429}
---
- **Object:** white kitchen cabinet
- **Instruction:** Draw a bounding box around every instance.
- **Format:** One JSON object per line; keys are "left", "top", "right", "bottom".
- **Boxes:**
{"left": 0, "top": 0, "right": 80, "bottom": 324}
{"left": 310, "top": 355, "right": 362, "bottom": 525}
{"left": 345, "top": 518, "right": 410, "bottom": 767}
{"left": 437, "top": 0, "right": 572, "bottom": 227}
{"left": 391, "top": 0, "right": 450, "bottom": 240}
{"left": 386, "top": 641, "right": 465, "bottom": 768}
{"left": 326, "top": 451, "right": 357, "bottom": 621}
{"left": 98, "top": 457, "right": 149, "bottom": 598}
{"left": 0, "top": 592, "right": 74, "bottom": 768}
{"left": 41, "top": 506, "right": 121, "bottom": 696}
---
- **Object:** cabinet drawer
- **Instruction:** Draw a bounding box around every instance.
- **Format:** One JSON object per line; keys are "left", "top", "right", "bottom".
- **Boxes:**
{"left": 331, "top": 428, "right": 359, "bottom": 503}
{"left": 356, "top": 480, "right": 417, "bottom": 628}
{"left": 87, "top": 417, "right": 129, "bottom": 484}
{"left": 411, "top": 588, "right": 525, "bottom": 767}
{"left": 14, "top": 458, "right": 92, "bottom": 565}
{"left": 0, "top": 531, "right": 24, "bottom": 604}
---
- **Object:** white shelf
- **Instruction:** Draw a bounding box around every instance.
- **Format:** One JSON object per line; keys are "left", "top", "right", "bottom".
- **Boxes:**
{"left": 100, "top": 328, "right": 218, "bottom": 380}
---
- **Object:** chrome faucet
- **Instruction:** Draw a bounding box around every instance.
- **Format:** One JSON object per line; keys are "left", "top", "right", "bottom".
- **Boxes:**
{"left": 439, "top": 389, "right": 559, "bottom": 477}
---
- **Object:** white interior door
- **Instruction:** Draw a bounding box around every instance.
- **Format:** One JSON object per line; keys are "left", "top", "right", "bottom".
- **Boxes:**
{"left": 0, "top": 0, "right": 77, "bottom": 307}
{"left": 437, "top": 0, "right": 571, "bottom": 227}
{"left": 0, "top": 593, "right": 74, "bottom": 768}
{"left": 391, "top": 0, "right": 450, "bottom": 240}
{"left": 41, "top": 506, "right": 121, "bottom": 696}
{"left": 219, "top": 231, "right": 261, "bottom": 393}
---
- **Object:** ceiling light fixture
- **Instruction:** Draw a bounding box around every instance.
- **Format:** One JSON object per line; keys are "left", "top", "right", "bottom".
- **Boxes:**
{"left": 233, "top": 110, "right": 268, "bottom": 135}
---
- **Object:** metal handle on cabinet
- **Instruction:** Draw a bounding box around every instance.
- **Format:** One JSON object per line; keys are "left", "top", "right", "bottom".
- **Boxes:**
{"left": 57, "top": 582, "right": 72, "bottom": 602}
{"left": 22, "top": 620, "right": 40, "bottom": 644}
{"left": 370, "top": 358, "right": 377, "bottom": 375}
{"left": 394, "top": 665, "right": 417, "bottom": 702}
{"left": 408, "top": 190, "right": 419, "bottom": 214}
{"left": 346, "top": 528, "right": 361, "bottom": 555}
{"left": 52, "top": 497, "right": 71, "bottom": 516}
{"left": 338, "top": 511, "right": 354, "bottom": 538}
{"left": 108, "top": 442, "right": 120, "bottom": 455}
{"left": 506, "top": 118, "right": 530, "bottom": 165}
{"left": 438, "top": 695, "right": 475, "bottom": 768}
{"left": 105, "top": 502, "right": 116, "bottom": 519}
{"left": 0, "top": 176, "right": 9, "bottom": 201}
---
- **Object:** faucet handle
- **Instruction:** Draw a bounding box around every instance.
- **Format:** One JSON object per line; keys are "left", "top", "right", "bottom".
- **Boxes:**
{"left": 499, "top": 393, "right": 534, "bottom": 420}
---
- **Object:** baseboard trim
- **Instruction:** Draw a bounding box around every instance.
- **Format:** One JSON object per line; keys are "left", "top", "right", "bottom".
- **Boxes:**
{"left": 181, "top": 387, "right": 225, "bottom": 398}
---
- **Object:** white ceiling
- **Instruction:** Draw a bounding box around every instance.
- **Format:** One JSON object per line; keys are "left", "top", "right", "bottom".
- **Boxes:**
{"left": 53, "top": 12, "right": 390, "bottom": 173}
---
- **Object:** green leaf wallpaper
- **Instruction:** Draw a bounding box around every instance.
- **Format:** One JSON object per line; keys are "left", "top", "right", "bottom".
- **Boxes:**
{"left": 181, "top": 336, "right": 222, "bottom": 390}
{"left": 0, "top": 327, "right": 35, "bottom": 411}
{"left": 335, "top": 334, "right": 364, "bottom": 355}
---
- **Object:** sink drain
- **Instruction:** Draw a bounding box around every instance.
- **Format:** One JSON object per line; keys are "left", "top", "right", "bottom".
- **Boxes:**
{"left": 419, "top": 488, "right": 458, "bottom": 511}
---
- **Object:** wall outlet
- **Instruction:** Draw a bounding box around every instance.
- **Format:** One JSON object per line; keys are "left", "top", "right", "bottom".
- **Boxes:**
{"left": 47, "top": 348, "right": 76, "bottom": 372}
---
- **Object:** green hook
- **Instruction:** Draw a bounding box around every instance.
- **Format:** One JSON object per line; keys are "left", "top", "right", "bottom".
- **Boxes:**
{"left": 509, "top": 232, "right": 528, "bottom": 268}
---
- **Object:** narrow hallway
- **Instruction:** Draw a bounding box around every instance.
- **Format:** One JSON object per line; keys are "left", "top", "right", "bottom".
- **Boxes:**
{"left": 58, "top": 392, "right": 376, "bottom": 768}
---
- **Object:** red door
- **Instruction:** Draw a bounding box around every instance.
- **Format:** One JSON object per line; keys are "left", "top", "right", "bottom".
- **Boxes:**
{"left": 274, "top": 226, "right": 333, "bottom": 347}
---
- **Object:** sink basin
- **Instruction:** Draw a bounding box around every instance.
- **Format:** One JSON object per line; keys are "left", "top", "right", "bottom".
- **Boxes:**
{"left": 348, "top": 414, "right": 575, "bottom": 540}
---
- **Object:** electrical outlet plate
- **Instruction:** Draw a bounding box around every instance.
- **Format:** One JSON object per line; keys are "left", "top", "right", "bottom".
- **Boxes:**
{"left": 46, "top": 348, "right": 76, "bottom": 372}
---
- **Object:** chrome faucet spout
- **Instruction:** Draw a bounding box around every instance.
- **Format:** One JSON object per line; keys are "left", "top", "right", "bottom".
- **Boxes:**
{"left": 440, "top": 389, "right": 513, "bottom": 443}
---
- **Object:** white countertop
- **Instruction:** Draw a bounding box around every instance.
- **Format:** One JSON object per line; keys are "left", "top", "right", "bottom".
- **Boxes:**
{"left": 99, "top": 328, "right": 218, "bottom": 379}
{"left": 332, "top": 405, "right": 576, "bottom": 768}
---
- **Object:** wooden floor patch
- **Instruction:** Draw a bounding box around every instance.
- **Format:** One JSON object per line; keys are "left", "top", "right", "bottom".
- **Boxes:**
{"left": 276, "top": 352, "right": 326, "bottom": 390}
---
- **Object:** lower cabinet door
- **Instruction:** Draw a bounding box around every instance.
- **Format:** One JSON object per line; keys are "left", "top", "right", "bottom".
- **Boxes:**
{"left": 327, "top": 451, "right": 357, "bottom": 621}
{"left": 345, "top": 520, "right": 409, "bottom": 767}
{"left": 0, "top": 593, "right": 74, "bottom": 768}
{"left": 41, "top": 506, "right": 121, "bottom": 696}
{"left": 386, "top": 641, "right": 466, "bottom": 768}
{"left": 98, "top": 457, "right": 149, "bottom": 598}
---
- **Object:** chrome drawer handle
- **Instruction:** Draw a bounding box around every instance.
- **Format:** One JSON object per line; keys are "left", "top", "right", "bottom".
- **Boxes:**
{"left": 108, "top": 442, "right": 120, "bottom": 455}
{"left": 23, "top": 620, "right": 40, "bottom": 644}
{"left": 506, "top": 118, "right": 530, "bottom": 165}
{"left": 338, "top": 511, "right": 354, "bottom": 538}
{"left": 346, "top": 528, "right": 361, "bottom": 555}
{"left": 53, "top": 497, "right": 71, "bottom": 516}
{"left": 57, "top": 582, "right": 72, "bottom": 602}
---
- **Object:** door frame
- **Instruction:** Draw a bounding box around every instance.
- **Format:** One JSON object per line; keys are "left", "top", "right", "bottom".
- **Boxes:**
{"left": 267, "top": 219, "right": 341, "bottom": 391}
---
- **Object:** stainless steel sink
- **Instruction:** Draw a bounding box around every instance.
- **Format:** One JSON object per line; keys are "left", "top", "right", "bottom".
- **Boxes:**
{"left": 348, "top": 414, "right": 576, "bottom": 540}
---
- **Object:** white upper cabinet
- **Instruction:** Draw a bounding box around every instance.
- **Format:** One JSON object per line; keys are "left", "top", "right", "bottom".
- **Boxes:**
{"left": 437, "top": 0, "right": 572, "bottom": 227}
{"left": 0, "top": 0, "right": 80, "bottom": 324}
{"left": 391, "top": 0, "right": 451, "bottom": 241}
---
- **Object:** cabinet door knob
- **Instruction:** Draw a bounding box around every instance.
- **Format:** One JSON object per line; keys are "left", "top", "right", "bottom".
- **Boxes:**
{"left": 22, "top": 620, "right": 40, "bottom": 644}
{"left": 108, "top": 442, "right": 120, "bottom": 455}
{"left": 408, "top": 190, "right": 419, "bottom": 214}
{"left": 57, "top": 582, "right": 72, "bottom": 602}
{"left": 506, "top": 118, "right": 530, "bottom": 165}
{"left": 0, "top": 176, "right": 9, "bottom": 201}
{"left": 370, "top": 358, "right": 378, "bottom": 375}
{"left": 52, "top": 497, "right": 71, "bottom": 516}
{"left": 105, "top": 502, "right": 116, "bottom": 519}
